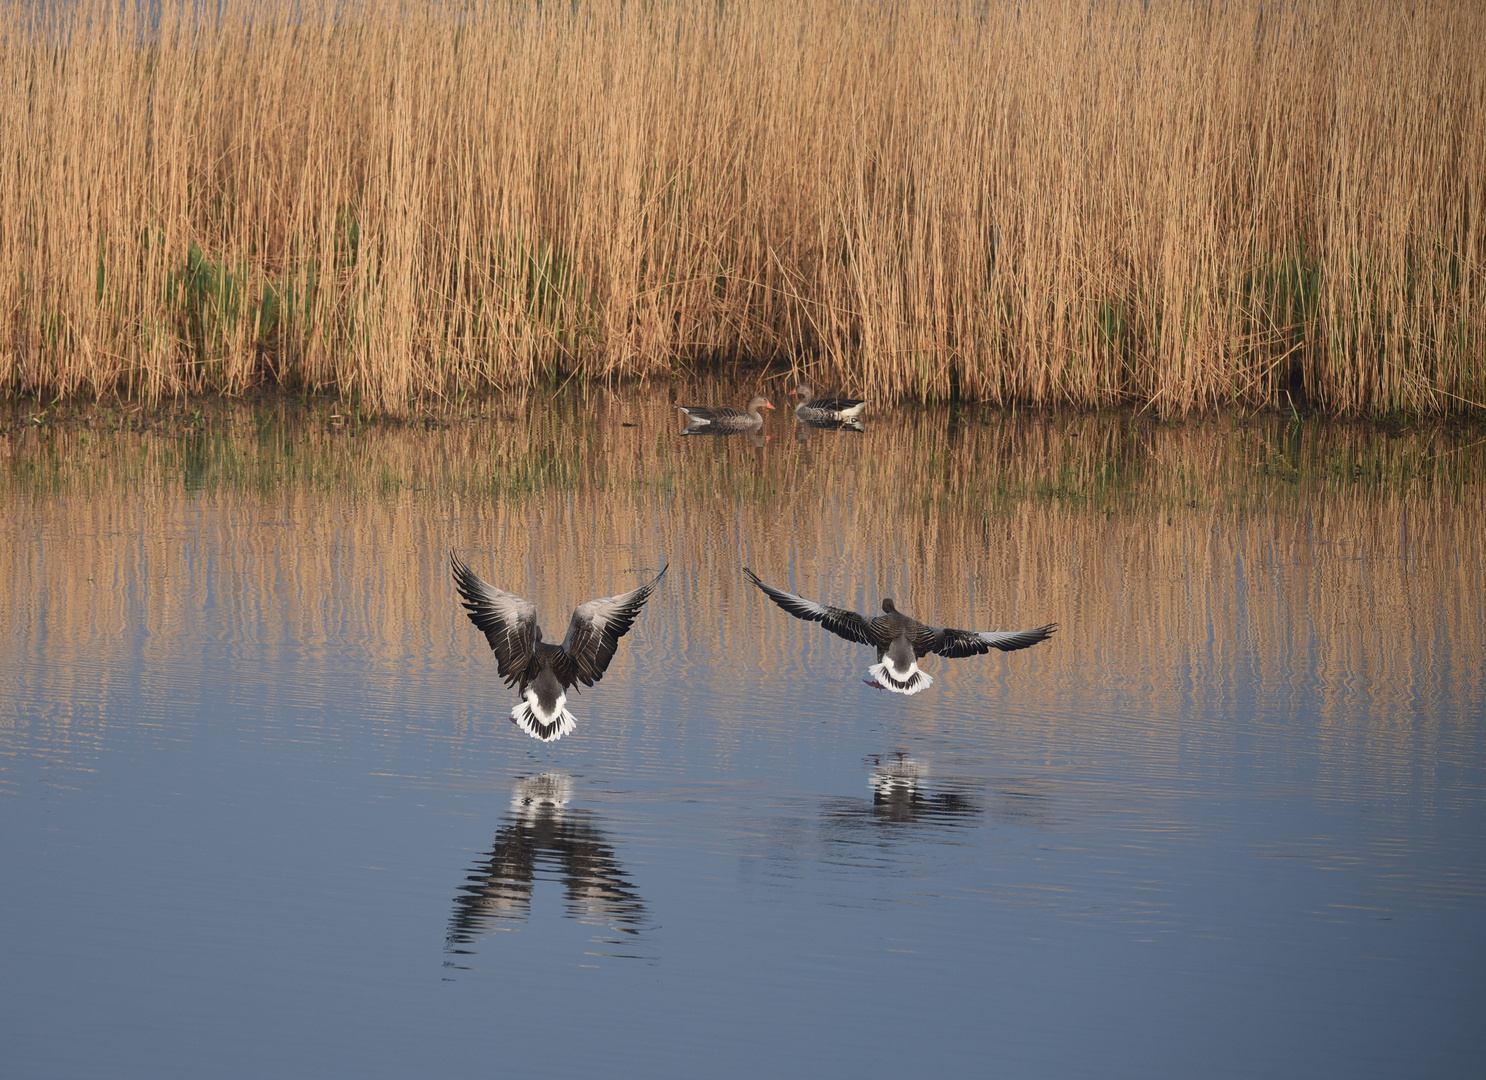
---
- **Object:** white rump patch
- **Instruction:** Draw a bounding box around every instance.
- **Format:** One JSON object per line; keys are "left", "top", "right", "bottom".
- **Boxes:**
{"left": 510, "top": 690, "right": 577, "bottom": 742}
{"left": 869, "top": 756, "right": 924, "bottom": 798}
{"left": 868, "top": 659, "right": 933, "bottom": 696}
{"left": 510, "top": 772, "right": 573, "bottom": 813}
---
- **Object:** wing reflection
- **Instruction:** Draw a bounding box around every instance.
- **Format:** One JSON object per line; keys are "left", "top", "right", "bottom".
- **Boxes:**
{"left": 446, "top": 773, "right": 647, "bottom": 960}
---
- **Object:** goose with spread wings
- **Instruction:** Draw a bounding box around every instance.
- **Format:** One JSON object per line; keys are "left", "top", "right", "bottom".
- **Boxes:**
{"left": 744, "top": 568, "right": 1055, "bottom": 695}
{"left": 452, "top": 553, "right": 666, "bottom": 741}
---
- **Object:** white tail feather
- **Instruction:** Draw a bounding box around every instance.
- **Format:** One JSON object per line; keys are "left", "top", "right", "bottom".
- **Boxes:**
{"left": 510, "top": 692, "right": 577, "bottom": 742}
{"left": 867, "top": 660, "right": 933, "bottom": 695}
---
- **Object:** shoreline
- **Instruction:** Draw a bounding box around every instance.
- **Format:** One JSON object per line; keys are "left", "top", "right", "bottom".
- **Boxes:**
{"left": 4, "top": 381, "right": 1483, "bottom": 440}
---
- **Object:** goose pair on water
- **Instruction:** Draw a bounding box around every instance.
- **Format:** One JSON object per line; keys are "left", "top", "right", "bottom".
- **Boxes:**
{"left": 452, "top": 554, "right": 1057, "bottom": 742}
{"left": 676, "top": 385, "right": 867, "bottom": 435}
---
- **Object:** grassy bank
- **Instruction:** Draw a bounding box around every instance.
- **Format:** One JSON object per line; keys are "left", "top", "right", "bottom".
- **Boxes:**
{"left": 2, "top": 0, "right": 1483, "bottom": 414}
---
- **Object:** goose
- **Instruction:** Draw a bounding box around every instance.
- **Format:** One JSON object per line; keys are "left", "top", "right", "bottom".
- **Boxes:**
{"left": 790, "top": 383, "right": 866, "bottom": 423}
{"left": 677, "top": 395, "right": 775, "bottom": 433}
{"left": 744, "top": 568, "right": 1055, "bottom": 695}
{"left": 451, "top": 553, "right": 666, "bottom": 741}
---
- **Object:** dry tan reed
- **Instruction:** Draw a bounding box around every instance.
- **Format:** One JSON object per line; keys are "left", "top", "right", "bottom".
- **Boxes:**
{"left": 1, "top": 0, "right": 1483, "bottom": 414}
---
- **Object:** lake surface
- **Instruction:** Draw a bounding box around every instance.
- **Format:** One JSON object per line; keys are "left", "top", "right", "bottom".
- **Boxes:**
{"left": 3, "top": 385, "right": 1484, "bottom": 1078}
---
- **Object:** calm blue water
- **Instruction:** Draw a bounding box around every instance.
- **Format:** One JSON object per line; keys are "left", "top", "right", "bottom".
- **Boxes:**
{"left": 2, "top": 397, "right": 1483, "bottom": 1078}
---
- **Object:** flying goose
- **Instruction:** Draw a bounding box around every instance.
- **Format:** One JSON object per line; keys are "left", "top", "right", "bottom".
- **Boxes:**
{"left": 677, "top": 395, "right": 776, "bottom": 433}
{"left": 451, "top": 553, "right": 666, "bottom": 741}
{"left": 744, "top": 568, "right": 1055, "bottom": 695}
{"left": 790, "top": 384, "right": 867, "bottom": 423}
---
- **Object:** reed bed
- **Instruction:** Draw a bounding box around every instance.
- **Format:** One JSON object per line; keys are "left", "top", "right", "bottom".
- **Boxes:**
{"left": 2, "top": 0, "right": 1484, "bottom": 415}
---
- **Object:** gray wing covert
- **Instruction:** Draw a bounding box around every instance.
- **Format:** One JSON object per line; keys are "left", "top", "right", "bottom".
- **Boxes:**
{"left": 560, "top": 566, "right": 668, "bottom": 687}
{"left": 743, "top": 568, "right": 875, "bottom": 647}
{"left": 450, "top": 552, "right": 539, "bottom": 687}
{"left": 925, "top": 622, "right": 1058, "bottom": 658}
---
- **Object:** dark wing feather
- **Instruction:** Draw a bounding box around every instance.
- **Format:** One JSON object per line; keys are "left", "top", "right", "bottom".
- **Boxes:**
{"left": 450, "top": 552, "right": 539, "bottom": 688}
{"left": 743, "top": 568, "right": 876, "bottom": 647}
{"left": 678, "top": 405, "right": 746, "bottom": 421}
{"left": 921, "top": 622, "right": 1058, "bottom": 658}
{"left": 559, "top": 566, "right": 668, "bottom": 687}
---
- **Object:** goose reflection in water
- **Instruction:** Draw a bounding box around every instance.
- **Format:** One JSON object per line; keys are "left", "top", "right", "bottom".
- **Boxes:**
{"left": 794, "top": 415, "right": 866, "bottom": 441}
{"left": 446, "top": 774, "right": 647, "bottom": 964}
{"left": 677, "top": 422, "right": 773, "bottom": 448}
{"left": 823, "top": 754, "right": 1054, "bottom": 834}
{"left": 823, "top": 753, "right": 983, "bottom": 828}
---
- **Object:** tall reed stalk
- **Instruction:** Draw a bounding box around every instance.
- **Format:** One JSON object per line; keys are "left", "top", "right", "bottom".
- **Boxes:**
{"left": 2, "top": 0, "right": 1482, "bottom": 414}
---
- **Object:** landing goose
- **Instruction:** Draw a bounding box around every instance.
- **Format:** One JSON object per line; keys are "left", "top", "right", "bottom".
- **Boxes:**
{"left": 677, "top": 395, "right": 775, "bottom": 433}
{"left": 744, "top": 568, "right": 1055, "bottom": 695}
{"left": 791, "top": 383, "right": 866, "bottom": 423}
{"left": 452, "top": 553, "right": 666, "bottom": 741}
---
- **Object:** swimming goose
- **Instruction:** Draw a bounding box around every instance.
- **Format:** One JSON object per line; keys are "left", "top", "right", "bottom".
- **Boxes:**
{"left": 452, "top": 553, "right": 666, "bottom": 741}
{"left": 791, "top": 384, "right": 866, "bottom": 423}
{"left": 744, "top": 568, "right": 1055, "bottom": 695}
{"left": 677, "top": 395, "right": 775, "bottom": 433}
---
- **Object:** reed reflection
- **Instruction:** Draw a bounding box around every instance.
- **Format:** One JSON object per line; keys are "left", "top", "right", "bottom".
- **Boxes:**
{"left": 445, "top": 774, "right": 647, "bottom": 964}
{"left": 5, "top": 385, "right": 1482, "bottom": 807}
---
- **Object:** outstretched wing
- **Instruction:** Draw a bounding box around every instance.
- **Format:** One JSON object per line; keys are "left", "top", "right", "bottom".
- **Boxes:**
{"left": 559, "top": 566, "right": 668, "bottom": 687}
{"left": 743, "top": 568, "right": 875, "bottom": 647}
{"left": 919, "top": 622, "right": 1058, "bottom": 658}
{"left": 451, "top": 552, "right": 539, "bottom": 688}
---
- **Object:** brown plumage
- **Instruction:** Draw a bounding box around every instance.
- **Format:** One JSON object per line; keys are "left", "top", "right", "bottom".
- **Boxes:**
{"left": 790, "top": 384, "right": 866, "bottom": 423}
{"left": 452, "top": 552, "right": 666, "bottom": 741}
{"left": 744, "top": 568, "right": 1055, "bottom": 694}
{"left": 677, "top": 395, "right": 776, "bottom": 433}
